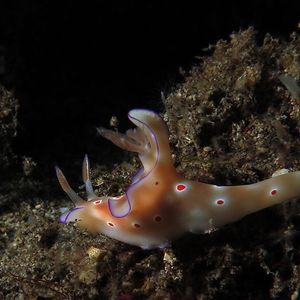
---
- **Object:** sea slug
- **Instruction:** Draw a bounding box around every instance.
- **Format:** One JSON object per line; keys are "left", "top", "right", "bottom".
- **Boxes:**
{"left": 56, "top": 109, "right": 300, "bottom": 249}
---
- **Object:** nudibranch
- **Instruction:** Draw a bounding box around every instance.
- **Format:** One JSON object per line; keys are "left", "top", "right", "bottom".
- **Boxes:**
{"left": 56, "top": 109, "right": 300, "bottom": 249}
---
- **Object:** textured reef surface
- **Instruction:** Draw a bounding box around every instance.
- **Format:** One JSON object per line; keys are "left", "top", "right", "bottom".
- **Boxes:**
{"left": 2, "top": 28, "right": 300, "bottom": 299}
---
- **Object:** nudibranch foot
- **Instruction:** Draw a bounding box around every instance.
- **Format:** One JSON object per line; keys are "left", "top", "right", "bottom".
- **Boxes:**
{"left": 56, "top": 109, "right": 300, "bottom": 249}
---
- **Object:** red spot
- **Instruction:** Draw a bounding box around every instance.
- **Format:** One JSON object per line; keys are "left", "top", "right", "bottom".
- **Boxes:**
{"left": 108, "top": 222, "right": 114, "bottom": 227}
{"left": 176, "top": 184, "right": 186, "bottom": 191}
{"left": 216, "top": 199, "right": 225, "bottom": 205}
{"left": 154, "top": 215, "right": 162, "bottom": 222}
{"left": 133, "top": 223, "right": 141, "bottom": 228}
{"left": 93, "top": 200, "right": 101, "bottom": 205}
{"left": 271, "top": 189, "right": 277, "bottom": 196}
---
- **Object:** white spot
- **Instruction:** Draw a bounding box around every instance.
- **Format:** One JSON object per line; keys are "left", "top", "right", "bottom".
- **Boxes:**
{"left": 212, "top": 196, "right": 229, "bottom": 207}
{"left": 93, "top": 199, "right": 102, "bottom": 205}
{"left": 107, "top": 221, "right": 115, "bottom": 227}
{"left": 132, "top": 222, "right": 141, "bottom": 228}
{"left": 269, "top": 187, "right": 279, "bottom": 196}
{"left": 175, "top": 183, "right": 188, "bottom": 193}
{"left": 214, "top": 198, "right": 225, "bottom": 206}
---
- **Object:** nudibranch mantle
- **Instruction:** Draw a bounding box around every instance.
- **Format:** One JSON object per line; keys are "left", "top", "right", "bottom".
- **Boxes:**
{"left": 56, "top": 109, "right": 300, "bottom": 249}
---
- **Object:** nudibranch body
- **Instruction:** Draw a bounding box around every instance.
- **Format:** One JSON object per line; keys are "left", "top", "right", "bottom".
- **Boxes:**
{"left": 56, "top": 109, "right": 300, "bottom": 249}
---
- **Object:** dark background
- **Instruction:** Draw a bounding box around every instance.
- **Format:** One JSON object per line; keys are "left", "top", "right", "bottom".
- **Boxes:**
{"left": 0, "top": 1, "right": 299, "bottom": 171}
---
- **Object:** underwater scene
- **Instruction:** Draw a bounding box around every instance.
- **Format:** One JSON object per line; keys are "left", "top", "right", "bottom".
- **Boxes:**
{"left": 1, "top": 1, "right": 300, "bottom": 299}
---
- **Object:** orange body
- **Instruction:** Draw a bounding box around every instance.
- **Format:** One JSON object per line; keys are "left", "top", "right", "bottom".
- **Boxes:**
{"left": 57, "top": 110, "right": 300, "bottom": 249}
